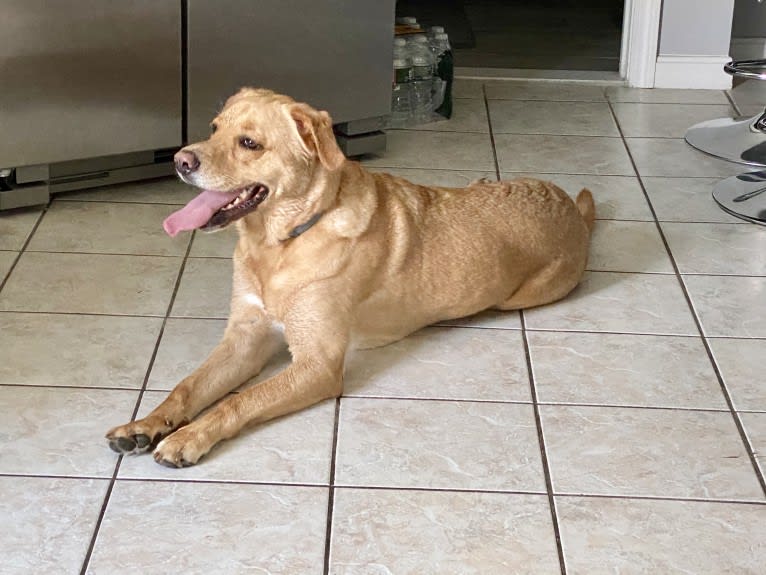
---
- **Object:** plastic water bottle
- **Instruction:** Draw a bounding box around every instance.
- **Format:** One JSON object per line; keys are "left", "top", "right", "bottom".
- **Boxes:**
{"left": 427, "top": 26, "right": 445, "bottom": 41}
{"left": 390, "top": 39, "right": 413, "bottom": 128}
{"left": 396, "top": 16, "right": 420, "bottom": 28}
{"left": 407, "top": 35, "right": 436, "bottom": 124}
{"left": 430, "top": 32, "right": 453, "bottom": 119}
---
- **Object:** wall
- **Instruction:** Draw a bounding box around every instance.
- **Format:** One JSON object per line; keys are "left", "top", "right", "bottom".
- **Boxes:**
{"left": 654, "top": 0, "right": 735, "bottom": 88}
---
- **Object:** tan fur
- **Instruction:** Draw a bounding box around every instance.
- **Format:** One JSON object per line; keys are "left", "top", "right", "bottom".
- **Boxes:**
{"left": 106, "top": 88, "right": 595, "bottom": 467}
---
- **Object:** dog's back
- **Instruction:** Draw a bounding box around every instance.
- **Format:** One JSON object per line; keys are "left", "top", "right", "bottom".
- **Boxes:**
{"left": 347, "top": 171, "right": 594, "bottom": 347}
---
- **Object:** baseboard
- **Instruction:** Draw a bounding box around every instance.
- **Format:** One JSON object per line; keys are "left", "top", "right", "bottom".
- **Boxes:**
{"left": 654, "top": 55, "right": 732, "bottom": 89}
{"left": 730, "top": 37, "right": 766, "bottom": 61}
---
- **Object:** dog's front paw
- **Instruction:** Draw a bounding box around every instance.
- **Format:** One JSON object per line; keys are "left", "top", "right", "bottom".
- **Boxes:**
{"left": 152, "top": 426, "right": 211, "bottom": 468}
{"left": 105, "top": 415, "right": 178, "bottom": 455}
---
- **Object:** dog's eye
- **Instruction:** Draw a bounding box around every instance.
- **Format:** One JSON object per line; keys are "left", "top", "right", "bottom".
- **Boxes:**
{"left": 210, "top": 123, "right": 217, "bottom": 134}
{"left": 239, "top": 137, "right": 262, "bottom": 151}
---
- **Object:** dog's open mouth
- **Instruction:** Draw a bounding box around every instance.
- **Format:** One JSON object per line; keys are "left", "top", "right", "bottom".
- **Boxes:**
{"left": 203, "top": 184, "right": 269, "bottom": 231}
{"left": 163, "top": 184, "right": 269, "bottom": 237}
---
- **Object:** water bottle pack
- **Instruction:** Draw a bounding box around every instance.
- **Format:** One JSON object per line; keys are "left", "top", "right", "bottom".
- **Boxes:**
{"left": 390, "top": 17, "right": 454, "bottom": 129}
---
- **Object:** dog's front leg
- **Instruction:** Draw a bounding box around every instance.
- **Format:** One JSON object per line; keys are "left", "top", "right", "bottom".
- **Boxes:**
{"left": 151, "top": 304, "right": 349, "bottom": 467}
{"left": 105, "top": 315, "right": 283, "bottom": 455}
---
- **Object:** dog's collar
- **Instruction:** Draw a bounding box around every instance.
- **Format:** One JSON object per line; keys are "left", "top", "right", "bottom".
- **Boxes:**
{"left": 288, "top": 211, "right": 323, "bottom": 239}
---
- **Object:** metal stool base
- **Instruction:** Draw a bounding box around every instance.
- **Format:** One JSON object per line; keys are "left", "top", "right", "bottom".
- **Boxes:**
{"left": 685, "top": 110, "right": 766, "bottom": 167}
{"left": 712, "top": 170, "right": 766, "bottom": 225}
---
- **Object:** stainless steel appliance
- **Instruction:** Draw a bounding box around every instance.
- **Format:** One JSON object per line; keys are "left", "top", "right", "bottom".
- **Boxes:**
{"left": 0, "top": 1, "right": 182, "bottom": 209}
{"left": 0, "top": 0, "right": 394, "bottom": 210}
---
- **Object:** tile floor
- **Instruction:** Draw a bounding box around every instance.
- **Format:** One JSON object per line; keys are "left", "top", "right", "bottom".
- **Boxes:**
{"left": 1, "top": 79, "right": 766, "bottom": 574}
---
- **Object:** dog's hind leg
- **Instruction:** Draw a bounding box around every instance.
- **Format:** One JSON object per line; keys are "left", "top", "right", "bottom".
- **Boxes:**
{"left": 105, "top": 316, "right": 283, "bottom": 455}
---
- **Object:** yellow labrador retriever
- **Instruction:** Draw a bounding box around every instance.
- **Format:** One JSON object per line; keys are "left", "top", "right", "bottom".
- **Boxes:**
{"left": 106, "top": 88, "right": 595, "bottom": 467}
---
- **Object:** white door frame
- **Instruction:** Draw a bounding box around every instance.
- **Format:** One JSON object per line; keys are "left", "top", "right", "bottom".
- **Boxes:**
{"left": 620, "top": 0, "right": 663, "bottom": 87}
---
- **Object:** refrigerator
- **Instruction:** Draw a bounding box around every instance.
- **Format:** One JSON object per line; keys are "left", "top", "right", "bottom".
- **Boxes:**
{"left": 0, "top": 0, "right": 394, "bottom": 210}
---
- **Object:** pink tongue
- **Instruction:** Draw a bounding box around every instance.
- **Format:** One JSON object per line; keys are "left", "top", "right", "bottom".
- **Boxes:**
{"left": 163, "top": 190, "right": 241, "bottom": 237}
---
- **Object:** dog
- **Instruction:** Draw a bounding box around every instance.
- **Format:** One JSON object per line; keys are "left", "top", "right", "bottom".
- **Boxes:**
{"left": 106, "top": 88, "right": 595, "bottom": 467}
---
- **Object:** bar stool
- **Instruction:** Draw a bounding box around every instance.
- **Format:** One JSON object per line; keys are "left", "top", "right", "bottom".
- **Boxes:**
{"left": 685, "top": 59, "right": 766, "bottom": 225}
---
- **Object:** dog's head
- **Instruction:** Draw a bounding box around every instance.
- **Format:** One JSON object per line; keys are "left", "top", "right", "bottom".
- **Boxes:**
{"left": 163, "top": 88, "right": 346, "bottom": 238}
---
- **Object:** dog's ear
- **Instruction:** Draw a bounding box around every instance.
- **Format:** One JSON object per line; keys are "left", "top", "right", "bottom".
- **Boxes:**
{"left": 287, "top": 103, "right": 345, "bottom": 171}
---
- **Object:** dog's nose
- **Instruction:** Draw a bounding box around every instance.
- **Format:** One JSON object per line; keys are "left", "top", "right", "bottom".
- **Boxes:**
{"left": 174, "top": 150, "right": 200, "bottom": 175}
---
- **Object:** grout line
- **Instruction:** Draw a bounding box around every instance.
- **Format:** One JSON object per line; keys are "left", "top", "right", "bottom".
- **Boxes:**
{"left": 482, "top": 84, "right": 501, "bottom": 181}
{"left": 0, "top": 206, "right": 48, "bottom": 294}
{"left": 20, "top": 250, "right": 186, "bottom": 259}
{"left": 553, "top": 491, "right": 766, "bottom": 506}
{"left": 322, "top": 399, "right": 341, "bottom": 575}
{"left": 78, "top": 230, "right": 196, "bottom": 575}
{"left": 3, "top": 471, "right": 765, "bottom": 506}
{"left": 606, "top": 99, "right": 766, "bottom": 497}
{"left": 520, "top": 311, "right": 568, "bottom": 575}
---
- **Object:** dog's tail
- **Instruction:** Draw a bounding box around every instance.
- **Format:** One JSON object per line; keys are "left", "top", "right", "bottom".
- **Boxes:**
{"left": 575, "top": 188, "right": 596, "bottom": 234}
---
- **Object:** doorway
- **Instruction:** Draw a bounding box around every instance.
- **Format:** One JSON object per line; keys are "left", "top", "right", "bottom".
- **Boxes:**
{"left": 396, "top": 1, "right": 624, "bottom": 72}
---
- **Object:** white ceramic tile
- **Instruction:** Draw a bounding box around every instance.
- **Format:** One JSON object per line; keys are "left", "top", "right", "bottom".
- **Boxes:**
{"left": 612, "top": 103, "right": 734, "bottom": 138}
{"left": 147, "top": 317, "right": 226, "bottom": 390}
{"left": 0, "top": 208, "right": 41, "bottom": 250}
{"left": 362, "top": 131, "right": 495, "bottom": 171}
{"left": 87, "top": 482, "right": 328, "bottom": 574}
{"left": 490, "top": 100, "right": 618, "bottom": 136}
{"left": 684, "top": 275, "right": 766, "bottom": 338}
{"left": 529, "top": 332, "right": 726, "bottom": 409}
{"left": 663, "top": 222, "right": 766, "bottom": 275}
{"left": 643, "top": 176, "right": 743, "bottom": 223}
{"left": 29, "top": 201, "right": 188, "bottom": 256}
{"left": 542, "top": 405, "right": 763, "bottom": 499}
{"left": 494, "top": 134, "right": 634, "bottom": 175}
{"left": 118, "top": 392, "right": 335, "bottom": 484}
{"left": 588, "top": 221, "right": 673, "bottom": 273}
{"left": 189, "top": 227, "right": 239, "bottom": 258}
{"left": 626, "top": 138, "right": 744, "bottom": 178}
{"left": 502, "top": 173, "right": 653, "bottom": 221}
{"left": 524, "top": 271, "right": 698, "bottom": 335}
{"left": 59, "top": 177, "right": 197, "bottom": 204}
{"left": 171, "top": 257, "right": 233, "bottom": 318}
{"left": 0, "top": 252, "right": 181, "bottom": 316}
{"left": 0, "top": 313, "right": 161, "bottom": 388}
{"left": 605, "top": 86, "right": 730, "bottom": 104}
{"left": 366, "top": 167, "right": 496, "bottom": 188}
{"left": 557, "top": 497, "right": 766, "bottom": 575}
{"left": 486, "top": 80, "right": 607, "bottom": 101}
{"left": 0, "top": 386, "right": 138, "bottom": 477}
{"left": 330, "top": 489, "right": 560, "bottom": 574}
{"left": 434, "top": 308, "right": 521, "bottom": 329}
{"left": 0, "top": 251, "right": 16, "bottom": 279}
{"left": 335, "top": 398, "right": 545, "bottom": 491}
{"left": 397, "top": 98, "right": 489, "bottom": 133}
{"left": 708, "top": 337, "right": 766, "bottom": 411}
{"left": 741, "top": 412, "right": 766, "bottom": 477}
{"left": 0, "top": 476, "right": 108, "bottom": 575}
{"left": 344, "top": 326, "right": 530, "bottom": 401}
{"left": 451, "top": 78, "right": 484, "bottom": 98}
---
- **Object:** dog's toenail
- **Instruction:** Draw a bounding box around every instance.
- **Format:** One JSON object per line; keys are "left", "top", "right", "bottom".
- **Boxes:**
{"left": 135, "top": 434, "right": 151, "bottom": 448}
{"left": 156, "top": 457, "right": 180, "bottom": 469}
{"left": 115, "top": 437, "right": 136, "bottom": 452}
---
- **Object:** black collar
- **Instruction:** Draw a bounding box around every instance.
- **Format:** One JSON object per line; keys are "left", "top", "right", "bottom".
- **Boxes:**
{"left": 288, "top": 211, "right": 323, "bottom": 238}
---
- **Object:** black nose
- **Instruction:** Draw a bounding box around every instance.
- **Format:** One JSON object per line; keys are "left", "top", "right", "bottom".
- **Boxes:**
{"left": 174, "top": 150, "right": 200, "bottom": 175}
